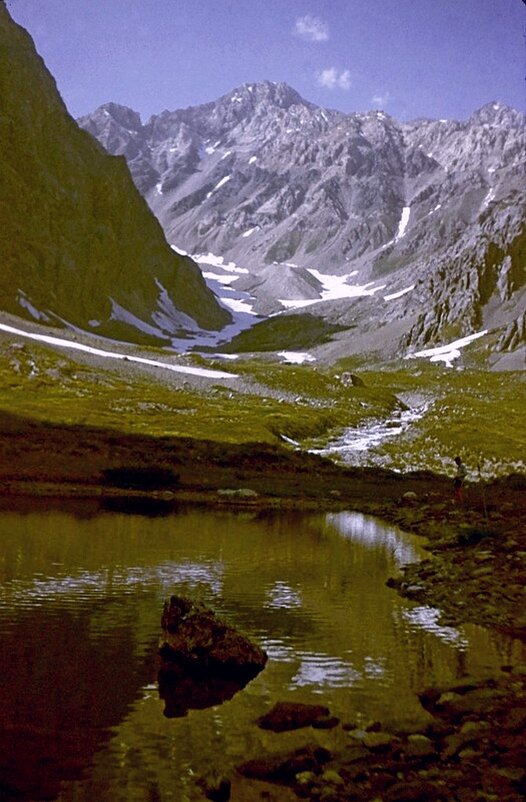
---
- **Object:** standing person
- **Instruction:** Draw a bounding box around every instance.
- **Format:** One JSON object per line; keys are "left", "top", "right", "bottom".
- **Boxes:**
{"left": 453, "top": 456, "right": 467, "bottom": 503}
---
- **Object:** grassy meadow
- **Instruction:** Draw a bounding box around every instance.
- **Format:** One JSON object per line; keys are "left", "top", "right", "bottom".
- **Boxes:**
{"left": 0, "top": 335, "right": 524, "bottom": 478}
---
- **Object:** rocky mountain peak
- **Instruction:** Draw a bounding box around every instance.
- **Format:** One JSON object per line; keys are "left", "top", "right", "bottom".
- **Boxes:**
{"left": 101, "top": 102, "right": 143, "bottom": 131}
{"left": 78, "top": 80, "right": 525, "bottom": 362}
{"left": 469, "top": 100, "right": 523, "bottom": 128}
{"left": 232, "top": 80, "right": 311, "bottom": 110}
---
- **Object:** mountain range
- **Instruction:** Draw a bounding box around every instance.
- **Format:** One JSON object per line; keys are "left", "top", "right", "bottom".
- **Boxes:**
{"left": 79, "top": 82, "right": 526, "bottom": 364}
{"left": 1, "top": 0, "right": 524, "bottom": 366}
{"left": 0, "top": 3, "right": 230, "bottom": 346}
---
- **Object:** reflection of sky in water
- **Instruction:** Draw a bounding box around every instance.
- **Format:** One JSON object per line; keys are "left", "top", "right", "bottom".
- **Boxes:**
{"left": 265, "top": 580, "right": 303, "bottom": 609}
{"left": 326, "top": 511, "right": 421, "bottom": 567}
{"left": 399, "top": 605, "right": 469, "bottom": 647}
{"left": 261, "top": 641, "right": 388, "bottom": 689}
{"left": 290, "top": 651, "right": 363, "bottom": 691}
{"left": 259, "top": 637, "right": 296, "bottom": 662}
{"left": 0, "top": 561, "right": 224, "bottom": 604}
{"left": 364, "top": 655, "right": 387, "bottom": 678}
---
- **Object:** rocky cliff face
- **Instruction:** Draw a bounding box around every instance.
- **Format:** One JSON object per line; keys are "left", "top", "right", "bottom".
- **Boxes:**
{"left": 0, "top": 4, "right": 230, "bottom": 345}
{"left": 79, "top": 81, "right": 526, "bottom": 358}
{"left": 80, "top": 82, "right": 526, "bottom": 356}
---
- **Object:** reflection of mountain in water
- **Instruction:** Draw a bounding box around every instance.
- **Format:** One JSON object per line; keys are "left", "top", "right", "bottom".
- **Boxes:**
{"left": 0, "top": 607, "right": 156, "bottom": 802}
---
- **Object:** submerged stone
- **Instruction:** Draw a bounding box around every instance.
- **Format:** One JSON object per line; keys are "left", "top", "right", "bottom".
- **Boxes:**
{"left": 196, "top": 771, "right": 231, "bottom": 802}
{"left": 237, "top": 744, "right": 331, "bottom": 783}
{"left": 404, "top": 734, "right": 437, "bottom": 758}
{"left": 256, "top": 701, "right": 331, "bottom": 732}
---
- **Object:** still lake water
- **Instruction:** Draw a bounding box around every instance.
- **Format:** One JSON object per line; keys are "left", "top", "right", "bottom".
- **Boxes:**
{"left": 0, "top": 500, "right": 522, "bottom": 802}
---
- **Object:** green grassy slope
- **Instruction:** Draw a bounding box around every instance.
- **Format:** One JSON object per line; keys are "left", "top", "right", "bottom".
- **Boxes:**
{"left": 1, "top": 335, "right": 523, "bottom": 478}
{"left": 0, "top": 4, "right": 230, "bottom": 337}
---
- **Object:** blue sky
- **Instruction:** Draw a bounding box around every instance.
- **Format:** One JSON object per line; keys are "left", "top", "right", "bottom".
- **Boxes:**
{"left": 7, "top": 0, "right": 526, "bottom": 122}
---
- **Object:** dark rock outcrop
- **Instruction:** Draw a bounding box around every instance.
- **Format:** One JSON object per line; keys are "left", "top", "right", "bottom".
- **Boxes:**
{"left": 158, "top": 596, "right": 267, "bottom": 716}
{"left": 0, "top": 4, "right": 230, "bottom": 343}
{"left": 160, "top": 595, "right": 268, "bottom": 676}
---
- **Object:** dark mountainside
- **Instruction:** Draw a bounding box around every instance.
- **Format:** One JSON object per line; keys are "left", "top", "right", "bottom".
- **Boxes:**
{"left": 80, "top": 82, "right": 526, "bottom": 360}
{"left": 0, "top": 4, "right": 230, "bottom": 344}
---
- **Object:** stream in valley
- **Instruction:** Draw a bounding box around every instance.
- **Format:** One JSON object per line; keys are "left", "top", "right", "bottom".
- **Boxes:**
{"left": 0, "top": 501, "right": 522, "bottom": 802}
{"left": 311, "top": 404, "right": 427, "bottom": 468}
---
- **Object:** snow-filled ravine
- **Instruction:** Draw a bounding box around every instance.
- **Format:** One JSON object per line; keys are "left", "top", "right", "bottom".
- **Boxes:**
{"left": 0, "top": 322, "right": 238, "bottom": 380}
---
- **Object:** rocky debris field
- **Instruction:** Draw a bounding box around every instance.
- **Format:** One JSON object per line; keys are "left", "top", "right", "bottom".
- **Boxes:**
{"left": 366, "top": 478, "right": 526, "bottom": 640}
{"left": 231, "top": 669, "right": 526, "bottom": 802}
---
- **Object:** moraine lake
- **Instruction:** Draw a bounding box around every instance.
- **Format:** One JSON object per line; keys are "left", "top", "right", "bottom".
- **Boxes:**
{"left": 0, "top": 500, "right": 523, "bottom": 802}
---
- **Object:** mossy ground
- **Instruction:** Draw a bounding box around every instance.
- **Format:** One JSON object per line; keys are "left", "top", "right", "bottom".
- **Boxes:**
{"left": 344, "top": 362, "right": 526, "bottom": 476}
{"left": 0, "top": 340, "right": 400, "bottom": 446}
{"left": 0, "top": 336, "right": 524, "bottom": 478}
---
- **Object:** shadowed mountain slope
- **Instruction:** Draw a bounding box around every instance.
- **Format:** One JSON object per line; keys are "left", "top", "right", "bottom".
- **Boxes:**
{"left": 0, "top": 3, "right": 230, "bottom": 344}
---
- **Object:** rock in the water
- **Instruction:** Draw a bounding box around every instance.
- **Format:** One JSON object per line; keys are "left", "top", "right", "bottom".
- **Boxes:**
{"left": 196, "top": 772, "right": 231, "bottom": 802}
{"left": 404, "top": 734, "right": 437, "bottom": 758}
{"left": 384, "top": 779, "right": 443, "bottom": 802}
{"left": 256, "top": 701, "right": 331, "bottom": 732}
{"left": 401, "top": 491, "right": 418, "bottom": 506}
{"left": 160, "top": 595, "right": 267, "bottom": 677}
{"left": 216, "top": 488, "right": 259, "bottom": 499}
{"left": 158, "top": 596, "right": 267, "bottom": 717}
{"left": 362, "top": 731, "right": 396, "bottom": 750}
{"left": 236, "top": 744, "right": 331, "bottom": 783}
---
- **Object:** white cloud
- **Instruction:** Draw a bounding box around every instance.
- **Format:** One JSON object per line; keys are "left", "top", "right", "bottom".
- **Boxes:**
{"left": 372, "top": 91, "right": 392, "bottom": 107}
{"left": 317, "top": 68, "right": 352, "bottom": 90}
{"left": 294, "top": 14, "right": 329, "bottom": 42}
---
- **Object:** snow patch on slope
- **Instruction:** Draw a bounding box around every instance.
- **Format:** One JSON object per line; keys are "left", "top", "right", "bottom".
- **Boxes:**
{"left": 394, "top": 206, "right": 411, "bottom": 241}
{"left": 206, "top": 175, "right": 231, "bottom": 199}
{"left": 384, "top": 285, "right": 415, "bottom": 301}
{"left": 0, "top": 322, "right": 238, "bottom": 379}
{"left": 278, "top": 351, "right": 316, "bottom": 364}
{"left": 406, "top": 330, "right": 488, "bottom": 367}
{"left": 110, "top": 299, "right": 170, "bottom": 340}
{"left": 279, "top": 269, "right": 386, "bottom": 309}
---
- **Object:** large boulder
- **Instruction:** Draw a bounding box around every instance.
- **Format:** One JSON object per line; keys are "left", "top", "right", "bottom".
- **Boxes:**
{"left": 158, "top": 596, "right": 267, "bottom": 715}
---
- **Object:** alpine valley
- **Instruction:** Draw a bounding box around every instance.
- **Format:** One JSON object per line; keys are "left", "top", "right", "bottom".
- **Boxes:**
{"left": 1, "top": 9, "right": 526, "bottom": 802}
{"left": 79, "top": 81, "right": 526, "bottom": 366}
{"left": 0, "top": 1, "right": 524, "bottom": 486}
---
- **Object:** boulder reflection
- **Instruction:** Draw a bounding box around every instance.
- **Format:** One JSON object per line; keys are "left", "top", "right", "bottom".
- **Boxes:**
{"left": 158, "top": 663, "right": 258, "bottom": 718}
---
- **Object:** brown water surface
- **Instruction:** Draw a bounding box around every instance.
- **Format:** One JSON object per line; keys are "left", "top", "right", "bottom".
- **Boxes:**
{"left": 0, "top": 503, "right": 522, "bottom": 801}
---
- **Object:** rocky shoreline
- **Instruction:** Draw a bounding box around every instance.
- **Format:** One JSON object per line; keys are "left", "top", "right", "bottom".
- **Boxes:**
{"left": 225, "top": 475, "right": 525, "bottom": 802}
{"left": 227, "top": 669, "right": 526, "bottom": 802}
{"left": 1, "top": 413, "right": 524, "bottom": 635}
